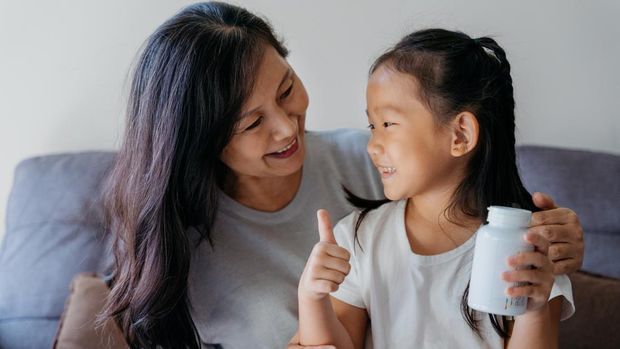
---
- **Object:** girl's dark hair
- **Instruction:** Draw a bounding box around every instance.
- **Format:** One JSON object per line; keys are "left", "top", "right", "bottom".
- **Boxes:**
{"left": 348, "top": 28, "right": 538, "bottom": 339}
{"left": 99, "top": 2, "right": 288, "bottom": 348}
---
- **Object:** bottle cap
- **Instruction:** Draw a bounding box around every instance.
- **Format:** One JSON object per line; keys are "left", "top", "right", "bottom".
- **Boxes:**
{"left": 487, "top": 206, "right": 532, "bottom": 227}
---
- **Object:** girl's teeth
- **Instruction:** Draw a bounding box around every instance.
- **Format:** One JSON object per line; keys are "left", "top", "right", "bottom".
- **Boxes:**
{"left": 380, "top": 167, "right": 396, "bottom": 173}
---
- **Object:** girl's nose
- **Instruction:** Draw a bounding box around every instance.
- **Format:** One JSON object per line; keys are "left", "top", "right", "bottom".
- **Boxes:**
{"left": 367, "top": 133, "right": 383, "bottom": 157}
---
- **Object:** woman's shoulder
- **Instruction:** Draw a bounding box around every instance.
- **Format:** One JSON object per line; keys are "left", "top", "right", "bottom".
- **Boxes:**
{"left": 304, "top": 129, "right": 377, "bottom": 185}
{"left": 305, "top": 128, "right": 369, "bottom": 156}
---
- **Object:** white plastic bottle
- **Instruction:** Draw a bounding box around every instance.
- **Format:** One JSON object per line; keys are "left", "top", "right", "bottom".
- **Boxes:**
{"left": 468, "top": 206, "right": 533, "bottom": 316}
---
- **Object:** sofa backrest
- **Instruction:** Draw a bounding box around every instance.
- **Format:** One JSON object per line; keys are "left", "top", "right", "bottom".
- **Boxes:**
{"left": 517, "top": 145, "right": 620, "bottom": 278}
{"left": 0, "top": 145, "right": 618, "bottom": 348}
{"left": 0, "top": 151, "right": 116, "bottom": 349}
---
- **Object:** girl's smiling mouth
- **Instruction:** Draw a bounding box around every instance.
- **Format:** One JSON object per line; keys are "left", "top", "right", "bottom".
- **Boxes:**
{"left": 377, "top": 165, "right": 396, "bottom": 178}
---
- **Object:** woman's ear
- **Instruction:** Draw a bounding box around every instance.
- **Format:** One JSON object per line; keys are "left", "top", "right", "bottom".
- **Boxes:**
{"left": 450, "top": 112, "right": 479, "bottom": 157}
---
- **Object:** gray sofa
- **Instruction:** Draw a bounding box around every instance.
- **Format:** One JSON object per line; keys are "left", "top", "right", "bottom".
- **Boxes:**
{"left": 0, "top": 145, "right": 619, "bottom": 349}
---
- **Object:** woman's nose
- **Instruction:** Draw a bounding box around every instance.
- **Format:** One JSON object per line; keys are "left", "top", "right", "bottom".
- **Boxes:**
{"left": 270, "top": 108, "right": 297, "bottom": 141}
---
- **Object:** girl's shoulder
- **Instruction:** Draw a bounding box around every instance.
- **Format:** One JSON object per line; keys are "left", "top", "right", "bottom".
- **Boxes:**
{"left": 333, "top": 200, "right": 404, "bottom": 251}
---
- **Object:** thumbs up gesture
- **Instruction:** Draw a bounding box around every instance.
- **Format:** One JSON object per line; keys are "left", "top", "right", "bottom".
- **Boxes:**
{"left": 298, "top": 209, "right": 352, "bottom": 301}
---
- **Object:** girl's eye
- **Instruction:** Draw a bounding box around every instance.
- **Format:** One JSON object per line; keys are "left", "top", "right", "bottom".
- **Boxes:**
{"left": 367, "top": 123, "right": 375, "bottom": 130}
{"left": 244, "top": 116, "right": 263, "bottom": 131}
{"left": 383, "top": 121, "right": 396, "bottom": 128}
{"left": 280, "top": 82, "right": 294, "bottom": 99}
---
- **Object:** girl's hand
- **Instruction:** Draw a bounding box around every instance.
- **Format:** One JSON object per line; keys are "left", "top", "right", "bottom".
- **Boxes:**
{"left": 502, "top": 232, "right": 555, "bottom": 313}
{"left": 529, "top": 192, "right": 584, "bottom": 275}
{"left": 298, "top": 210, "right": 351, "bottom": 301}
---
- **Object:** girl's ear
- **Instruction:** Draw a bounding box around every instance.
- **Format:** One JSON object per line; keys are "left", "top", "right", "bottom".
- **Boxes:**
{"left": 450, "top": 112, "right": 479, "bottom": 157}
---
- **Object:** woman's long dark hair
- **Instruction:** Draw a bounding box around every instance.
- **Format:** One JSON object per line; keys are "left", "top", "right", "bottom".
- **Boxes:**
{"left": 348, "top": 28, "right": 538, "bottom": 339}
{"left": 99, "top": 2, "right": 288, "bottom": 348}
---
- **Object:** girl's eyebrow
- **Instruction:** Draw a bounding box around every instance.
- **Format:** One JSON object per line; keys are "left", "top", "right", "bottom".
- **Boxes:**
{"left": 239, "top": 68, "right": 293, "bottom": 119}
{"left": 366, "top": 106, "right": 405, "bottom": 117}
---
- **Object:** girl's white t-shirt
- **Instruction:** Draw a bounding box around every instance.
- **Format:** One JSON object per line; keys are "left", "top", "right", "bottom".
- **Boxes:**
{"left": 331, "top": 200, "right": 575, "bottom": 349}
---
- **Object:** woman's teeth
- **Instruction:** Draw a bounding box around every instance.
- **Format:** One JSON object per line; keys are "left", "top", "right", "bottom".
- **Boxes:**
{"left": 275, "top": 139, "right": 296, "bottom": 154}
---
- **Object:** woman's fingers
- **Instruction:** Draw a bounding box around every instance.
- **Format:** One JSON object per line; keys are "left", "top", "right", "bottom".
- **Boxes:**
{"left": 531, "top": 192, "right": 557, "bottom": 210}
{"left": 530, "top": 207, "right": 580, "bottom": 227}
{"left": 527, "top": 220, "right": 584, "bottom": 275}
{"left": 528, "top": 224, "right": 576, "bottom": 243}
{"left": 548, "top": 242, "right": 579, "bottom": 261}
{"left": 552, "top": 258, "right": 580, "bottom": 275}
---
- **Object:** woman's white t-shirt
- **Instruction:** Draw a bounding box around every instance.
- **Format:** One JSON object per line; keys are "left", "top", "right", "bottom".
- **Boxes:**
{"left": 331, "top": 200, "right": 575, "bottom": 349}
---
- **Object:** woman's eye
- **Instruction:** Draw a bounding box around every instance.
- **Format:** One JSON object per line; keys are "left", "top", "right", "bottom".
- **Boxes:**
{"left": 244, "top": 116, "right": 263, "bottom": 131}
{"left": 367, "top": 123, "right": 375, "bottom": 130}
{"left": 383, "top": 121, "right": 396, "bottom": 128}
{"left": 280, "top": 82, "right": 293, "bottom": 99}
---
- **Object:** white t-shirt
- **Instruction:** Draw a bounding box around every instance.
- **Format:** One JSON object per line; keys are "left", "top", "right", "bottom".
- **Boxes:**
{"left": 331, "top": 200, "right": 575, "bottom": 349}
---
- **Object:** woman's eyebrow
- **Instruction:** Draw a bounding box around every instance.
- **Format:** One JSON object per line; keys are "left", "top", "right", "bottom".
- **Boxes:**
{"left": 240, "top": 106, "right": 260, "bottom": 120}
{"left": 239, "top": 69, "right": 294, "bottom": 119}
{"left": 279, "top": 68, "right": 293, "bottom": 88}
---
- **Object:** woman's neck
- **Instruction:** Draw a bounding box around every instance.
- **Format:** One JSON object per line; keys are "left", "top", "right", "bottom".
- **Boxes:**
{"left": 222, "top": 168, "right": 303, "bottom": 212}
{"left": 404, "top": 187, "right": 482, "bottom": 256}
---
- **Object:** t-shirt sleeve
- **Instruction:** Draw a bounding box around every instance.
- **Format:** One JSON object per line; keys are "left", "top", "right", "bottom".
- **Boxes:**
{"left": 549, "top": 274, "right": 575, "bottom": 321}
{"left": 330, "top": 213, "right": 366, "bottom": 309}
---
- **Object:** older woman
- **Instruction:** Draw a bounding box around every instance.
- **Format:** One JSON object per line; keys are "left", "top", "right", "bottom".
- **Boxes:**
{"left": 102, "top": 2, "right": 584, "bottom": 349}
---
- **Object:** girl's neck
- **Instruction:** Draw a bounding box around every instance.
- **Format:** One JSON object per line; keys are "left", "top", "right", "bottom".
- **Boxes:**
{"left": 222, "top": 168, "right": 303, "bottom": 212}
{"left": 404, "top": 189, "right": 482, "bottom": 256}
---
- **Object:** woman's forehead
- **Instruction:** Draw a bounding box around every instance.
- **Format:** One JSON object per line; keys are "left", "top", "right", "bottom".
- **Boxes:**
{"left": 241, "top": 46, "right": 293, "bottom": 111}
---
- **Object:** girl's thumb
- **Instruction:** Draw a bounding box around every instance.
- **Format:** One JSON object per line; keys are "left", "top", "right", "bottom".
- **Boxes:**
{"left": 317, "top": 209, "right": 337, "bottom": 244}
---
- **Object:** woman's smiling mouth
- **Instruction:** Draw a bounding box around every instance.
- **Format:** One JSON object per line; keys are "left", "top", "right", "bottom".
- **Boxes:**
{"left": 266, "top": 138, "right": 299, "bottom": 159}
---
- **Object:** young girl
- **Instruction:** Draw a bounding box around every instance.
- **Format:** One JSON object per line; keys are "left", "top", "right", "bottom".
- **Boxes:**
{"left": 295, "top": 29, "right": 574, "bottom": 348}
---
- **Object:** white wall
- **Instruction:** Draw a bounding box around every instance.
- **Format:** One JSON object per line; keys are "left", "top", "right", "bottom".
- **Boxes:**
{"left": 1, "top": 0, "right": 619, "bottom": 242}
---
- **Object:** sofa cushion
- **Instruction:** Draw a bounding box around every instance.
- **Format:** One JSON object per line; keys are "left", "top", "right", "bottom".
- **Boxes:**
{"left": 0, "top": 152, "right": 116, "bottom": 349}
{"left": 52, "top": 272, "right": 128, "bottom": 349}
{"left": 517, "top": 145, "right": 620, "bottom": 278}
{"left": 559, "top": 271, "right": 620, "bottom": 349}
